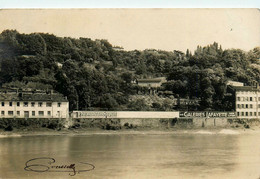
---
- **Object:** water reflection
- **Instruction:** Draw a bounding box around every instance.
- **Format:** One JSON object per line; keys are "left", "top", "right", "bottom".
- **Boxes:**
{"left": 0, "top": 133, "right": 259, "bottom": 179}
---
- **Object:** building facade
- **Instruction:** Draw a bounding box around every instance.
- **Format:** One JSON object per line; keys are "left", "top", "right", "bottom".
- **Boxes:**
{"left": 233, "top": 86, "right": 260, "bottom": 118}
{"left": 0, "top": 89, "right": 69, "bottom": 119}
{"left": 135, "top": 77, "right": 167, "bottom": 88}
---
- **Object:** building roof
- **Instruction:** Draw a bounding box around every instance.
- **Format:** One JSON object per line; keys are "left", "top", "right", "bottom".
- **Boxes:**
{"left": 227, "top": 80, "right": 244, "bottom": 87}
{"left": 137, "top": 77, "right": 166, "bottom": 83}
{"left": 0, "top": 89, "right": 68, "bottom": 102}
{"left": 230, "top": 86, "right": 260, "bottom": 92}
{"left": 137, "top": 79, "right": 162, "bottom": 83}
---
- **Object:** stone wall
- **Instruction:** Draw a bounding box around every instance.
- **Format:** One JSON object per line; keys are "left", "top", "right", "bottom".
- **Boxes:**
{"left": 1, "top": 117, "right": 260, "bottom": 131}
{"left": 71, "top": 117, "right": 260, "bottom": 129}
{"left": 193, "top": 118, "right": 228, "bottom": 128}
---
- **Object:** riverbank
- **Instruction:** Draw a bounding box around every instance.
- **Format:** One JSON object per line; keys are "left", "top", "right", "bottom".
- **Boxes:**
{"left": 1, "top": 118, "right": 260, "bottom": 136}
{"left": 1, "top": 126, "right": 260, "bottom": 137}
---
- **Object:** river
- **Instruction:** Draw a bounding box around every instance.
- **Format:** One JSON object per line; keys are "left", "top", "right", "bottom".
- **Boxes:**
{"left": 0, "top": 130, "right": 260, "bottom": 179}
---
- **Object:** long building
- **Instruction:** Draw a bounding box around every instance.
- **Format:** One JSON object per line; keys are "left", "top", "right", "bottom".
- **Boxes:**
{"left": 0, "top": 89, "right": 69, "bottom": 119}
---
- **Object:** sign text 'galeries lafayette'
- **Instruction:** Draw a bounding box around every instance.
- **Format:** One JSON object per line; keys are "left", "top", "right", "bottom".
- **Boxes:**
{"left": 179, "top": 111, "right": 236, "bottom": 118}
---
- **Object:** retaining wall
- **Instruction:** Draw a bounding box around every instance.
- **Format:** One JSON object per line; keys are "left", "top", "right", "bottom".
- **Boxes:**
{"left": 71, "top": 117, "right": 260, "bottom": 129}
{"left": 1, "top": 117, "right": 260, "bottom": 131}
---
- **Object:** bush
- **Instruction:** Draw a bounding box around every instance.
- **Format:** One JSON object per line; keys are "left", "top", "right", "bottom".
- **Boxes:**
{"left": 4, "top": 125, "right": 13, "bottom": 131}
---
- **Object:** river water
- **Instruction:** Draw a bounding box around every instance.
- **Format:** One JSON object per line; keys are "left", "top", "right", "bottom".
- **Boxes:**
{"left": 0, "top": 130, "right": 260, "bottom": 179}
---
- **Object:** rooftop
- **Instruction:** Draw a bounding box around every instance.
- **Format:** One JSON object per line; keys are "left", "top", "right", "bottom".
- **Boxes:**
{"left": 227, "top": 80, "right": 244, "bottom": 87}
{"left": 137, "top": 77, "right": 167, "bottom": 83}
{"left": 0, "top": 89, "right": 68, "bottom": 102}
{"left": 230, "top": 85, "right": 260, "bottom": 92}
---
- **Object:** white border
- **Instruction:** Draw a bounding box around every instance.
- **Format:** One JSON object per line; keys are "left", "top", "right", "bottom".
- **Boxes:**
{"left": 0, "top": 0, "right": 259, "bottom": 8}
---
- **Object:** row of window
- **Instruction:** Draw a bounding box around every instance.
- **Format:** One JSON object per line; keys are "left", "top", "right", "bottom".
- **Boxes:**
{"left": 237, "top": 97, "right": 260, "bottom": 102}
{"left": 1, "top": 102, "right": 61, "bottom": 107}
{"left": 0, "top": 110, "right": 60, "bottom": 116}
{"left": 237, "top": 111, "right": 260, "bottom": 117}
{"left": 236, "top": 104, "right": 260, "bottom": 109}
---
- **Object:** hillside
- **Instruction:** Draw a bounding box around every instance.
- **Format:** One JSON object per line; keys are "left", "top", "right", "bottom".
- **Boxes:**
{"left": 0, "top": 29, "right": 259, "bottom": 111}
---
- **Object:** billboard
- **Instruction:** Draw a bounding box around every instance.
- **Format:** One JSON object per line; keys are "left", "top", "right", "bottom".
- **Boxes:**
{"left": 72, "top": 111, "right": 179, "bottom": 119}
{"left": 179, "top": 111, "right": 236, "bottom": 118}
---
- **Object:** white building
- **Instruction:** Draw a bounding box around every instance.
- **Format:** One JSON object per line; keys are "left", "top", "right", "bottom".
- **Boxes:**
{"left": 0, "top": 89, "right": 69, "bottom": 119}
{"left": 135, "top": 77, "right": 167, "bottom": 88}
{"left": 233, "top": 85, "right": 260, "bottom": 118}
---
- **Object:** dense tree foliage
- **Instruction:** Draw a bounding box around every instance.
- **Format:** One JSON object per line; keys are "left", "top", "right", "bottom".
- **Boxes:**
{"left": 0, "top": 30, "right": 259, "bottom": 111}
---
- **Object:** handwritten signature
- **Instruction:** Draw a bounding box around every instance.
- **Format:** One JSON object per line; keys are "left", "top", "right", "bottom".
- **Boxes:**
{"left": 24, "top": 157, "right": 95, "bottom": 176}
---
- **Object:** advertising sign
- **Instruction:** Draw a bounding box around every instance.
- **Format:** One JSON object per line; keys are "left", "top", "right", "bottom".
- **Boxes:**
{"left": 180, "top": 111, "right": 236, "bottom": 118}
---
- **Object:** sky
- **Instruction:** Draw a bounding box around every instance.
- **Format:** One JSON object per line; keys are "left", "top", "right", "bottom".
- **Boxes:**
{"left": 0, "top": 9, "right": 259, "bottom": 52}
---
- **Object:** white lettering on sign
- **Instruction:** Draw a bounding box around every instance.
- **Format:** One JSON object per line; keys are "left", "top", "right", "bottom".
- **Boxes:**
{"left": 76, "top": 111, "right": 117, "bottom": 118}
{"left": 180, "top": 112, "right": 206, "bottom": 118}
{"left": 180, "top": 111, "right": 236, "bottom": 118}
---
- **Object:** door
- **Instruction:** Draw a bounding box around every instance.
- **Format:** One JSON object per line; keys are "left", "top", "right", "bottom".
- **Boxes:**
{"left": 24, "top": 111, "right": 29, "bottom": 118}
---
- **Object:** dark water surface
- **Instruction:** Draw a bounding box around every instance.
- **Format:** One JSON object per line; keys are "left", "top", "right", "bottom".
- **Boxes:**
{"left": 0, "top": 130, "right": 260, "bottom": 179}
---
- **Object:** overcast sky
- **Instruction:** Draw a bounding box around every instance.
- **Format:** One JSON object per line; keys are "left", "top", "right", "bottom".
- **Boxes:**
{"left": 0, "top": 9, "right": 259, "bottom": 52}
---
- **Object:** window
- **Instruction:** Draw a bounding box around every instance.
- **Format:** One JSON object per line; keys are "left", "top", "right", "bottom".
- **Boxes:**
{"left": 57, "top": 111, "right": 61, "bottom": 117}
{"left": 250, "top": 104, "right": 253, "bottom": 108}
{"left": 17, "top": 102, "right": 20, "bottom": 107}
{"left": 241, "top": 112, "right": 244, "bottom": 116}
{"left": 24, "top": 111, "right": 29, "bottom": 118}
{"left": 237, "top": 97, "right": 240, "bottom": 101}
{"left": 46, "top": 102, "right": 52, "bottom": 107}
{"left": 259, "top": 97, "right": 260, "bottom": 101}
{"left": 250, "top": 97, "right": 253, "bottom": 101}
{"left": 1, "top": 111, "right": 4, "bottom": 116}
{"left": 241, "top": 104, "right": 244, "bottom": 108}
{"left": 246, "top": 104, "right": 248, "bottom": 109}
{"left": 17, "top": 111, "right": 20, "bottom": 116}
{"left": 24, "top": 102, "right": 28, "bottom": 107}
{"left": 1, "top": 102, "right": 4, "bottom": 106}
{"left": 58, "top": 102, "right": 61, "bottom": 107}
{"left": 246, "top": 112, "right": 248, "bottom": 116}
{"left": 237, "top": 112, "right": 240, "bottom": 116}
{"left": 258, "top": 104, "right": 260, "bottom": 108}
{"left": 8, "top": 111, "right": 13, "bottom": 116}
{"left": 38, "top": 111, "right": 44, "bottom": 116}
{"left": 250, "top": 112, "right": 252, "bottom": 116}
{"left": 47, "top": 111, "right": 51, "bottom": 116}
{"left": 237, "top": 104, "right": 240, "bottom": 109}
{"left": 38, "top": 102, "right": 43, "bottom": 107}
{"left": 32, "top": 111, "right": 35, "bottom": 116}
{"left": 31, "top": 102, "right": 35, "bottom": 107}
{"left": 254, "top": 112, "right": 256, "bottom": 116}
{"left": 9, "top": 102, "right": 12, "bottom": 106}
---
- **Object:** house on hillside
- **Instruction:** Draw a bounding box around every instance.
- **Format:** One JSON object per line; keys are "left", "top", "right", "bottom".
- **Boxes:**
{"left": 133, "top": 77, "right": 167, "bottom": 94}
{"left": 135, "top": 77, "right": 167, "bottom": 88}
{"left": 0, "top": 88, "right": 69, "bottom": 119}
